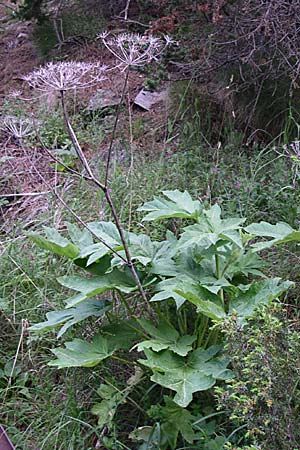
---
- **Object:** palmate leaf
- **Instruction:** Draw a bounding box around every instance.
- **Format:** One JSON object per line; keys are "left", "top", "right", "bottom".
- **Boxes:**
{"left": 245, "top": 221, "right": 300, "bottom": 251}
{"left": 139, "top": 346, "right": 232, "bottom": 407}
{"left": 66, "top": 222, "right": 93, "bottom": 249}
{"left": 138, "top": 190, "right": 202, "bottom": 221}
{"left": 224, "top": 250, "right": 265, "bottom": 279}
{"left": 58, "top": 268, "right": 138, "bottom": 307}
{"left": 29, "top": 298, "right": 111, "bottom": 338}
{"left": 229, "top": 277, "right": 293, "bottom": 323}
{"left": 76, "top": 221, "right": 123, "bottom": 265}
{"left": 135, "top": 318, "right": 196, "bottom": 356}
{"left": 49, "top": 320, "right": 141, "bottom": 368}
{"left": 88, "top": 221, "right": 122, "bottom": 245}
{"left": 176, "top": 290, "right": 226, "bottom": 321}
{"left": 179, "top": 213, "right": 245, "bottom": 252}
{"left": 151, "top": 274, "right": 227, "bottom": 317}
{"left": 91, "top": 384, "right": 124, "bottom": 428}
{"left": 150, "top": 276, "right": 199, "bottom": 308}
{"left": 49, "top": 334, "right": 116, "bottom": 368}
{"left": 101, "top": 320, "right": 143, "bottom": 350}
{"left": 111, "top": 234, "right": 175, "bottom": 268}
{"left": 28, "top": 227, "right": 79, "bottom": 259}
{"left": 148, "top": 396, "right": 195, "bottom": 449}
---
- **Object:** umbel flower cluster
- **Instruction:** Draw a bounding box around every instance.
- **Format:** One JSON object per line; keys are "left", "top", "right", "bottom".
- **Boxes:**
{"left": 23, "top": 61, "right": 107, "bottom": 92}
{"left": 0, "top": 115, "right": 34, "bottom": 139}
{"left": 98, "top": 32, "right": 173, "bottom": 70}
{"left": 22, "top": 33, "right": 173, "bottom": 93}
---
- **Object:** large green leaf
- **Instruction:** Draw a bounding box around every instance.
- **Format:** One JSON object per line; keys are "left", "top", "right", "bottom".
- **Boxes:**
{"left": 179, "top": 220, "right": 244, "bottom": 253}
{"left": 224, "top": 250, "right": 265, "bottom": 279}
{"left": 138, "top": 190, "right": 202, "bottom": 221}
{"left": 148, "top": 396, "right": 195, "bottom": 449}
{"left": 139, "top": 346, "right": 232, "bottom": 407}
{"left": 101, "top": 319, "right": 143, "bottom": 350}
{"left": 29, "top": 299, "right": 110, "bottom": 338}
{"left": 135, "top": 318, "right": 196, "bottom": 356}
{"left": 176, "top": 290, "right": 225, "bottom": 321}
{"left": 245, "top": 221, "right": 300, "bottom": 251}
{"left": 28, "top": 227, "right": 79, "bottom": 259}
{"left": 58, "top": 268, "right": 138, "bottom": 307}
{"left": 229, "top": 278, "right": 294, "bottom": 323}
{"left": 150, "top": 276, "right": 199, "bottom": 308}
{"left": 76, "top": 221, "right": 124, "bottom": 265}
{"left": 49, "top": 334, "right": 116, "bottom": 368}
{"left": 175, "top": 203, "right": 245, "bottom": 256}
{"left": 87, "top": 221, "right": 122, "bottom": 246}
{"left": 66, "top": 222, "right": 93, "bottom": 249}
{"left": 111, "top": 234, "right": 171, "bottom": 267}
{"left": 91, "top": 384, "right": 124, "bottom": 428}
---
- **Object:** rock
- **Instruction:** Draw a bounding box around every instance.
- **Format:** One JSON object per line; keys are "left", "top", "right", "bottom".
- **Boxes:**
{"left": 87, "top": 88, "right": 121, "bottom": 111}
{"left": 134, "top": 89, "right": 169, "bottom": 111}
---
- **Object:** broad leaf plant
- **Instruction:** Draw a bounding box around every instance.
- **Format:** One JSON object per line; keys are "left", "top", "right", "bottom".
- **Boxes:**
{"left": 28, "top": 190, "right": 297, "bottom": 444}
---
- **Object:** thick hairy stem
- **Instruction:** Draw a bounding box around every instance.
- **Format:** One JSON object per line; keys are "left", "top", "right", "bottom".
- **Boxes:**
{"left": 59, "top": 90, "right": 151, "bottom": 311}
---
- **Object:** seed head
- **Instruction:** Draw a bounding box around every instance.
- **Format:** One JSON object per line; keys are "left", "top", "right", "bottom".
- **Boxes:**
{"left": 23, "top": 61, "right": 107, "bottom": 92}
{"left": 8, "top": 89, "right": 23, "bottom": 99}
{"left": 0, "top": 115, "right": 34, "bottom": 139}
{"left": 98, "top": 31, "right": 173, "bottom": 71}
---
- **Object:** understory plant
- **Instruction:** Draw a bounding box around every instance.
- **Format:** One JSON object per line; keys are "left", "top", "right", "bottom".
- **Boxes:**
{"left": 28, "top": 189, "right": 300, "bottom": 447}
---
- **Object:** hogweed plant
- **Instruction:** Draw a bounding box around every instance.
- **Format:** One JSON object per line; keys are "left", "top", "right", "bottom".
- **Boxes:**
{"left": 28, "top": 189, "right": 300, "bottom": 448}
{"left": 97, "top": 31, "right": 174, "bottom": 185}
{"left": 98, "top": 31, "right": 173, "bottom": 71}
{"left": 19, "top": 32, "right": 299, "bottom": 448}
{"left": 22, "top": 33, "right": 172, "bottom": 314}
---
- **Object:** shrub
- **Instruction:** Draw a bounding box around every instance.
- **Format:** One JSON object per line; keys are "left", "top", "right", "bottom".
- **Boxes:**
{"left": 216, "top": 304, "right": 300, "bottom": 449}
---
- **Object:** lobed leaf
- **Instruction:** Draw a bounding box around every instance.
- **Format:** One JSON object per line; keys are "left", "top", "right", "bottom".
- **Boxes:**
{"left": 28, "top": 227, "right": 79, "bottom": 259}
{"left": 29, "top": 298, "right": 110, "bottom": 338}
{"left": 135, "top": 318, "right": 196, "bottom": 356}
{"left": 49, "top": 334, "right": 116, "bottom": 368}
{"left": 139, "top": 346, "right": 232, "bottom": 407}
{"left": 58, "top": 268, "right": 138, "bottom": 307}
{"left": 229, "top": 277, "right": 294, "bottom": 323}
{"left": 138, "top": 190, "right": 202, "bottom": 221}
{"left": 245, "top": 221, "right": 300, "bottom": 251}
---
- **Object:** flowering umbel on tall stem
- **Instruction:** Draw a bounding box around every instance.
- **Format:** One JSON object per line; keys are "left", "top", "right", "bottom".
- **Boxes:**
{"left": 23, "top": 58, "right": 151, "bottom": 312}
{"left": 23, "top": 61, "right": 107, "bottom": 92}
{"left": 98, "top": 31, "right": 174, "bottom": 71}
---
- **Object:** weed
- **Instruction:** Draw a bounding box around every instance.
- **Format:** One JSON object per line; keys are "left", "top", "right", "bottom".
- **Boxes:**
{"left": 216, "top": 304, "right": 300, "bottom": 449}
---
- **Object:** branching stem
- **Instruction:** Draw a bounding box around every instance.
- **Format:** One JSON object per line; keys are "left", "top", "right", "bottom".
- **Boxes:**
{"left": 59, "top": 89, "right": 151, "bottom": 312}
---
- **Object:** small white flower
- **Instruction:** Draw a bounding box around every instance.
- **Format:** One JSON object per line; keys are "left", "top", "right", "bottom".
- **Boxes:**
{"left": 23, "top": 61, "right": 107, "bottom": 92}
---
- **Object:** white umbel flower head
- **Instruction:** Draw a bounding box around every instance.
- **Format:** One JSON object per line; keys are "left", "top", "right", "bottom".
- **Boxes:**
{"left": 0, "top": 115, "right": 34, "bottom": 139}
{"left": 98, "top": 31, "right": 173, "bottom": 71}
{"left": 23, "top": 61, "right": 107, "bottom": 92}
